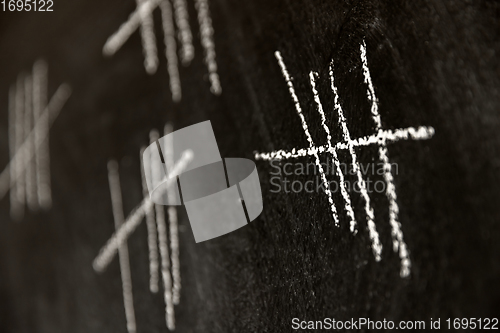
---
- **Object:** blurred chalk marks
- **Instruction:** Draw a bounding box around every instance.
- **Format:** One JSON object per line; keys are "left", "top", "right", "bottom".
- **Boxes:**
{"left": 94, "top": 124, "right": 192, "bottom": 332}
{"left": 103, "top": 0, "right": 221, "bottom": 101}
{"left": 0, "top": 60, "right": 71, "bottom": 220}
{"left": 107, "top": 160, "right": 137, "bottom": 333}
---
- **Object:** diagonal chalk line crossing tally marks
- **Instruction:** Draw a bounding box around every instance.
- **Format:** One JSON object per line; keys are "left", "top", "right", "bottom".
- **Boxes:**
{"left": 256, "top": 46, "right": 435, "bottom": 278}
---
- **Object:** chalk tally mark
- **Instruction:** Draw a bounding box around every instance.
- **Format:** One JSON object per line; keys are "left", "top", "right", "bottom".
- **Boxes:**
{"left": 163, "top": 123, "right": 182, "bottom": 305}
{"left": 107, "top": 161, "right": 137, "bottom": 333}
{"left": 360, "top": 41, "right": 411, "bottom": 277}
{"left": 195, "top": 0, "right": 221, "bottom": 95}
{"left": 140, "top": 145, "right": 160, "bottom": 294}
{"left": 173, "top": 0, "right": 194, "bottom": 65}
{"left": 256, "top": 46, "right": 435, "bottom": 277}
{"left": 103, "top": 0, "right": 221, "bottom": 101}
{"left": 94, "top": 127, "right": 192, "bottom": 331}
{"left": 1, "top": 60, "right": 71, "bottom": 220}
{"left": 148, "top": 128, "right": 175, "bottom": 329}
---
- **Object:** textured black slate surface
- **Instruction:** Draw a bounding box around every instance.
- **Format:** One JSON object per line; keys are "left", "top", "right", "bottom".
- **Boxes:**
{"left": 0, "top": 0, "right": 499, "bottom": 332}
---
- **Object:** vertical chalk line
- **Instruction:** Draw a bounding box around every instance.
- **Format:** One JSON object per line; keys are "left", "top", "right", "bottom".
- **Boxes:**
{"left": 329, "top": 63, "right": 382, "bottom": 261}
{"left": 156, "top": 198, "right": 175, "bottom": 330}
{"left": 167, "top": 206, "right": 179, "bottom": 303}
{"left": 172, "top": 0, "right": 194, "bottom": 65}
{"left": 274, "top": 51, "right": 339, "bottom": 226}
{"left": 32, "top": 60, "right": 52, "bottom": 209}
{"left": 360, "top": 41, "right": 410, "bottom": 277}
{"left": 164, "top": 123, "right": 181, "bottom": 305}
{"left": 12, "top": 75, "right": 26, "bottom": 220}
{"left": 195, "top": 0, "right": 222, "bottom": 95}
{"left": 159, "top": 0, "right": 182, "bottom": 102}
{"left": 107, "top": 161, "right": 137, "bottom": 333}
{"left": 140, "top": 146, "right": 160, "bottom": 293}
{"left": 310, "top": 71, "right": 358, "bottom": 233}
{"left": 151, "top": 129, "right": 175, "bottom": 330}
{"left": 24, "top": 75, "right": 37, "bottom": 211}
{"left": 7, "top": 85, "right": 15, "bottom": 208}
{"left": 33, "top": 60, "right": 47, "bottom": 208}
{"left": 136, "top": 0, "right": 159, "bottom": 74}
{"left": 8, "top": 84, "right": 21, "bottom": 220}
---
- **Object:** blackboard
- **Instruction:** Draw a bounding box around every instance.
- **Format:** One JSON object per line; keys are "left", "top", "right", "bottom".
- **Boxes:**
{"left": 0, "top": 0, "right": 499, "bottom": 332}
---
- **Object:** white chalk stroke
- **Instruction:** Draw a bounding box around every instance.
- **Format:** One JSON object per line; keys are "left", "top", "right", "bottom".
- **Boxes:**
{"left": 360, "top": 41, "right": 411, "bottom": 278}
{"left": 1, "top": 60, "right": 71, "bottom": 220}
{"left": 103, "top": 0, "right": 221, "bottom": 101}
{"left": 255, "top": 46, "right": 435, "bottom": 278}
{"left": 140, "top": 145, "right": 160, "bottom": 294}
{"left": 163, "top": 123, "right": 182, "bottom": 305}
{"left": 107, "top": 161, "right": 137, "bottom": 333}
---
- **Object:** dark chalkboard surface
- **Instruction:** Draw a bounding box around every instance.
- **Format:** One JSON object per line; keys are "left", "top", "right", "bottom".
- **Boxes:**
{"left": 0, "top": 0, "right": 499, "bottom": 332}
